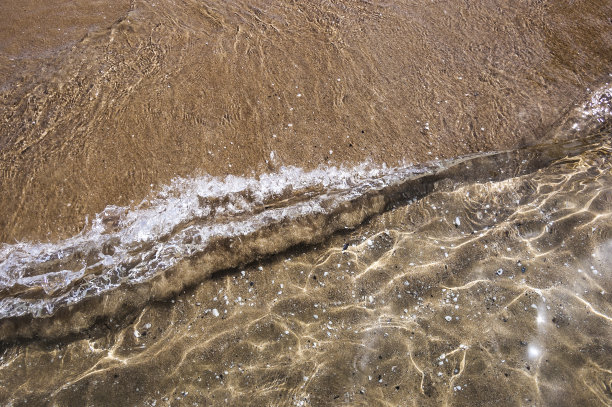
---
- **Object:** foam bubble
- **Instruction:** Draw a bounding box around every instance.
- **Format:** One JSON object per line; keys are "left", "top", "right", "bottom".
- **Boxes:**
{"left": 0, "top": 161, "right": 435, "bottom": 319}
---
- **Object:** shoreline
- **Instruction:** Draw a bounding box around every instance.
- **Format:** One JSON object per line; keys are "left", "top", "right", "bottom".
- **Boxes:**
{"left": 0, "top": 132, "right": 608, "bottom": 341}
{"left": 1, "top": 0, "right": 611, "bottom": 243}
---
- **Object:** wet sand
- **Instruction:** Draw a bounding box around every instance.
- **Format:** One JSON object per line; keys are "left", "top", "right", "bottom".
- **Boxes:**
{"left": 0, "top": 1, "right": 612, "bottom": 406}
{"left": 1, "top": 0, "right": 611, "bottom": 242}
{"left": 1, "top": 135, "right": 610, "bottom": 406}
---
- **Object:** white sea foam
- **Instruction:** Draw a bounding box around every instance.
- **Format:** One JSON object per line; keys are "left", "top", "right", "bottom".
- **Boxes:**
{"left": 0, "top": 160, "right": 441, "bottom": 319}
{"left": 582, "top": 84, "right": 611, "bottom": 119}
{"left": 0, "top": 81, "right": 609, "bottom": 321}
{"left": 573, "top": 79, "right": 612, "bottom": 130}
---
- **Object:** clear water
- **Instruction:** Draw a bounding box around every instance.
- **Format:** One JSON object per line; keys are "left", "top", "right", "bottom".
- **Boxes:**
{"left": 0, "top": 1, "right": 611, "bottom": 405}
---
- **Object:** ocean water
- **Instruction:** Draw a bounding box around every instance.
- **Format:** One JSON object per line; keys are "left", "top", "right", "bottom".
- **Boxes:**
{"left": 0, "top": 0, "right": 611, "bottom": 406}
{"left": 0, "top": 130, "right": 610, "bottom": 406}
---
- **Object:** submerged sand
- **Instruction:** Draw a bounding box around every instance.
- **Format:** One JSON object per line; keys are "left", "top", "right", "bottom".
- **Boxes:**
{"left": 0, "top": 135, "right": 610, "bottom": 406}
{"left": 1, "top": 0, "right": 611, "bottom": 242}
{"left": 0, "top": 1, "right": 611, "bottom": 406}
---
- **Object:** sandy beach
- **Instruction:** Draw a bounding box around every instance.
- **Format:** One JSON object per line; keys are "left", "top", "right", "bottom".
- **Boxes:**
{"left": 0, "top": 1, "right": 611, "bottom": 405}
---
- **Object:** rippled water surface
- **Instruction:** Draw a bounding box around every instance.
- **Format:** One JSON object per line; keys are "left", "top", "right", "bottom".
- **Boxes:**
{"left": 1, "top": 0, "right": 611, "bottom": 405}
{"left": 0, "top": 133, "right": 610, "bottom": 406}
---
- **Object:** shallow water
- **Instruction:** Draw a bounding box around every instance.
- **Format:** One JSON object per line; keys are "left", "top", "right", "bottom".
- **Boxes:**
{"left": 1, "top": 0, "right": 611, "bottom": 243}
{"left": 0, "top": 130, "right": 609, "bottom": 339}
{"left": 0, "top": 132, "right": 610, "bottom": 406}
{"left": 1, "top": 0, "right": 612, "bottom": 405}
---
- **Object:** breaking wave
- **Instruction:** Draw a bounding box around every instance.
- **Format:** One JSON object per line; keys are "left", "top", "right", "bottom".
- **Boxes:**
{"left": 0, "top": 80, "right": 609, "bottom": 340}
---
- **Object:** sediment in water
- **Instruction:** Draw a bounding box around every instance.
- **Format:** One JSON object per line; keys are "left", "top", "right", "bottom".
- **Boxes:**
{"left": 0, "top": 132, "right": 608, "bottom": 342}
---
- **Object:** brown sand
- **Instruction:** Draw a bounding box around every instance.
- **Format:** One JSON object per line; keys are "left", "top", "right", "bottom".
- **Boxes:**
{"left": 1, "top": 0, "right": 611, "bottom": 243}
{"left": 1, "top": 2, "right": 611, "bottom": 405}
{"left": 0, "top": 135, "right": 609, "bottom": 406}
